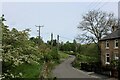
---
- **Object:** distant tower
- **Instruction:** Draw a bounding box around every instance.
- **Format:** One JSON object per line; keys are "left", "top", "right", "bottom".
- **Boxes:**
{"left": 51, "top": 33, "right": 53, "bottom": 47}
{"left": 57, "top": 35, "right": 59, "bottom": 51}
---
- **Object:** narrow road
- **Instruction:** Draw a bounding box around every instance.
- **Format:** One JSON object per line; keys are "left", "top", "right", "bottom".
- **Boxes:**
{"left": 52, "top": 55, "right": 117, "bottom": 80}
{"left": 52, "top": 55, "right": 93, "bottom": 78}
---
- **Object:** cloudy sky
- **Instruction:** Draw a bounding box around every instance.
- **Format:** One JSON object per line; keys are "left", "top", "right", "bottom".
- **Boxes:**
{"left": 1, "top": 0, "right": 120, "bottom": 43}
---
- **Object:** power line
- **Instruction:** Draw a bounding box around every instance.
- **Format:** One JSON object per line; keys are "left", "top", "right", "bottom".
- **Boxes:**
{"left": 35, "top": 25, "right": 44, "bottom": 46}
{"left": 32, "top": 31, "right": 74, "bottom": 43}
{"left": 97, "top": 1, "right": 109, "bottom": 11}
{"left": 88, "top": 0, "right": 109, "bottom": 11}
{"left": 88, "top": 0, "right": 103, "bottom": 11}
{"left": 82, "top": 0, "right": 105, "bottom": 17}
{"left": 59, "top": 35, "right": 73, "bottom": 41}
{"left": 92, "top": 0, "right": 103, "bottom": 10}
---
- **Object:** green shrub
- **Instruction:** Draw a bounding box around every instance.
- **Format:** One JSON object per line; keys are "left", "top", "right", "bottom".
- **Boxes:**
{"left": 72, "top": 59, "right": 81, "bottom": 69}
{"left": 76, "top": 54, "right": 98, "bottom": 63}
{"left": 50, "top": 48, "right": 60, "bottom": 62}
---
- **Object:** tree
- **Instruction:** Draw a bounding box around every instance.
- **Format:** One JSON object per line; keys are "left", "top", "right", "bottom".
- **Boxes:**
{"left": 30, "top": 36, "right": 43, "bottom": 46}
{"left": 77, "top": 10, "right": 118, "bottom": 63}
{"left": 73, "top": 39, "right": 77, "bottom": 52}
{"left": 47, "top": 39, "right": 57, "bottom": 47}
{"left": 1, "top": 15, "right": 62, "bottom": 79}
{"left": 1, "top": 15, "right": 42, "bottom": 79}
{"left": 0, "top": 15, "right": 5, "bottom": 58}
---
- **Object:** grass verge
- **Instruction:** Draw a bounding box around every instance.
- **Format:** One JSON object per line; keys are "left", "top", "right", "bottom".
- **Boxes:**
{"left": 58, "top": 51, "right": 69, "bottom": 59}
{"left": 13, "top": 62, "right": 43, "bottom": 78}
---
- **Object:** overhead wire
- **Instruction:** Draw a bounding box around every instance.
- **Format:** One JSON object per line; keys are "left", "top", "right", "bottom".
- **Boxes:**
{"left": 87, "top": 0, "right": 110, "bottom": 12}
{"left": 88, "top": 0, "right": 103, "bottom": 11}
{"left": 97, "top": 0, "right": 109, "bottom": 11}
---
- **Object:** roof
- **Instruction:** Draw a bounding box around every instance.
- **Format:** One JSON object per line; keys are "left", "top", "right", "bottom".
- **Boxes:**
{"left": 100, "top": 28, "right": 120, "bottom": 41}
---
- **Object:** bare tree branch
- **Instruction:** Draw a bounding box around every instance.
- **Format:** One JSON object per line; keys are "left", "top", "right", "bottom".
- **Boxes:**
{"left": 77, "top": 10, "right": 117, "bottom": 43}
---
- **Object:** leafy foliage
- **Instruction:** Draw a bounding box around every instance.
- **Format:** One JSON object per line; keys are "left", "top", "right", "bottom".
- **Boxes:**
{"left": 59, "top": 40, "right": 81, "bottom": 55}
{"left": 72, "top": 43, "right": 99, "bottom": 68}
{"left": 111, "top": 60, "right": 119, "bottom": 69}
{"left": 58, "top": 51, "right": 69, "bottom": 59}
{"left": 80, "top": 43, "right": 98, "bottom": 57}
{"left": 1, "top": 15, "right": 61, "bottom": 79}
{"left": 2, "top": 25, "right": 42, "bottom": 78}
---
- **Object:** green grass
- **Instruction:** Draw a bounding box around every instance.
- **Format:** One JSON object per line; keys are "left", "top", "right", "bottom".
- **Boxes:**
{"left": 58, "top": 51, "right": 69, "bottom": 59}
{"left": 13, "top": 62, "right": 43, "bottom": 78}
{"left": 76, "top": 54, "right": 98, "bottom": 63}
{"left": 12, "top": 51, "right": 69, "bottom": 78}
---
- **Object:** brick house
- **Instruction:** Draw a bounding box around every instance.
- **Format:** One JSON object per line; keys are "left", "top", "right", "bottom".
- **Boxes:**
{"left": 100, "top": 28, "right": 120, "bottom": 66}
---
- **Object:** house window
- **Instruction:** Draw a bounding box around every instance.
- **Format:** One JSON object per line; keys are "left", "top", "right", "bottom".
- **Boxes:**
{"left": 114, "top": 53, "right": 119, "bottom": 60}
{"left": 106, "top": 53, "right": 110, "bottom": 64}
{"left": 106, "top": 40, "right": 109, "bottom": 49}
{"left": 115, "top": 39, "right": 118, "bottom": 48}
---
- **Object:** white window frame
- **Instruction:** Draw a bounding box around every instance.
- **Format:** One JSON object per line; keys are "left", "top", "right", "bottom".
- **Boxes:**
{"left": 114, "top": 39, "right": 118, "bottom": 49}
{"left": 114, "top": 53, "right": 119, "bottom": 60}
{"left": 105, "top": 53, "right": 110, "bottom": 64}
{"left": 106, "top": 40, "right": 109, "bottom": 49}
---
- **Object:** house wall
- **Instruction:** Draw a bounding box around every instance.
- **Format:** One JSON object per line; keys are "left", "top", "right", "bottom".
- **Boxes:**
{"left": 100, "top": 39, "right": 120, "bottom": 66}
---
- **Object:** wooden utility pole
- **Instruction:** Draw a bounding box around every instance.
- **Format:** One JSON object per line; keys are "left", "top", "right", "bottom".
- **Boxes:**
{"left": 36, "top": 25, "right": 44, "bottom": 46}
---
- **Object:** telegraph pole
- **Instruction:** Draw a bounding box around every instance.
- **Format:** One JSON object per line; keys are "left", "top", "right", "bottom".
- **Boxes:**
{"left": 35, "top": 25, "right": 44, "bottom": 46}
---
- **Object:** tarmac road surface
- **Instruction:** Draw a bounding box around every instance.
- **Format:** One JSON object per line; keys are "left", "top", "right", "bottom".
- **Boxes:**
{"left": 52, "top": 55, "right": 93, "bottom": 78}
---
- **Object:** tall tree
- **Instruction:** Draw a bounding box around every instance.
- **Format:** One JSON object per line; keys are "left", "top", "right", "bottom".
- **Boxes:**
{"left": 30, "top": 36, "right": 43, "bottom": 46}
{"left": 77, "top": 10, "right": 118, "bottom": 63}
{"left": 1, "top": 15, "right": 42, "bottom": 79}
